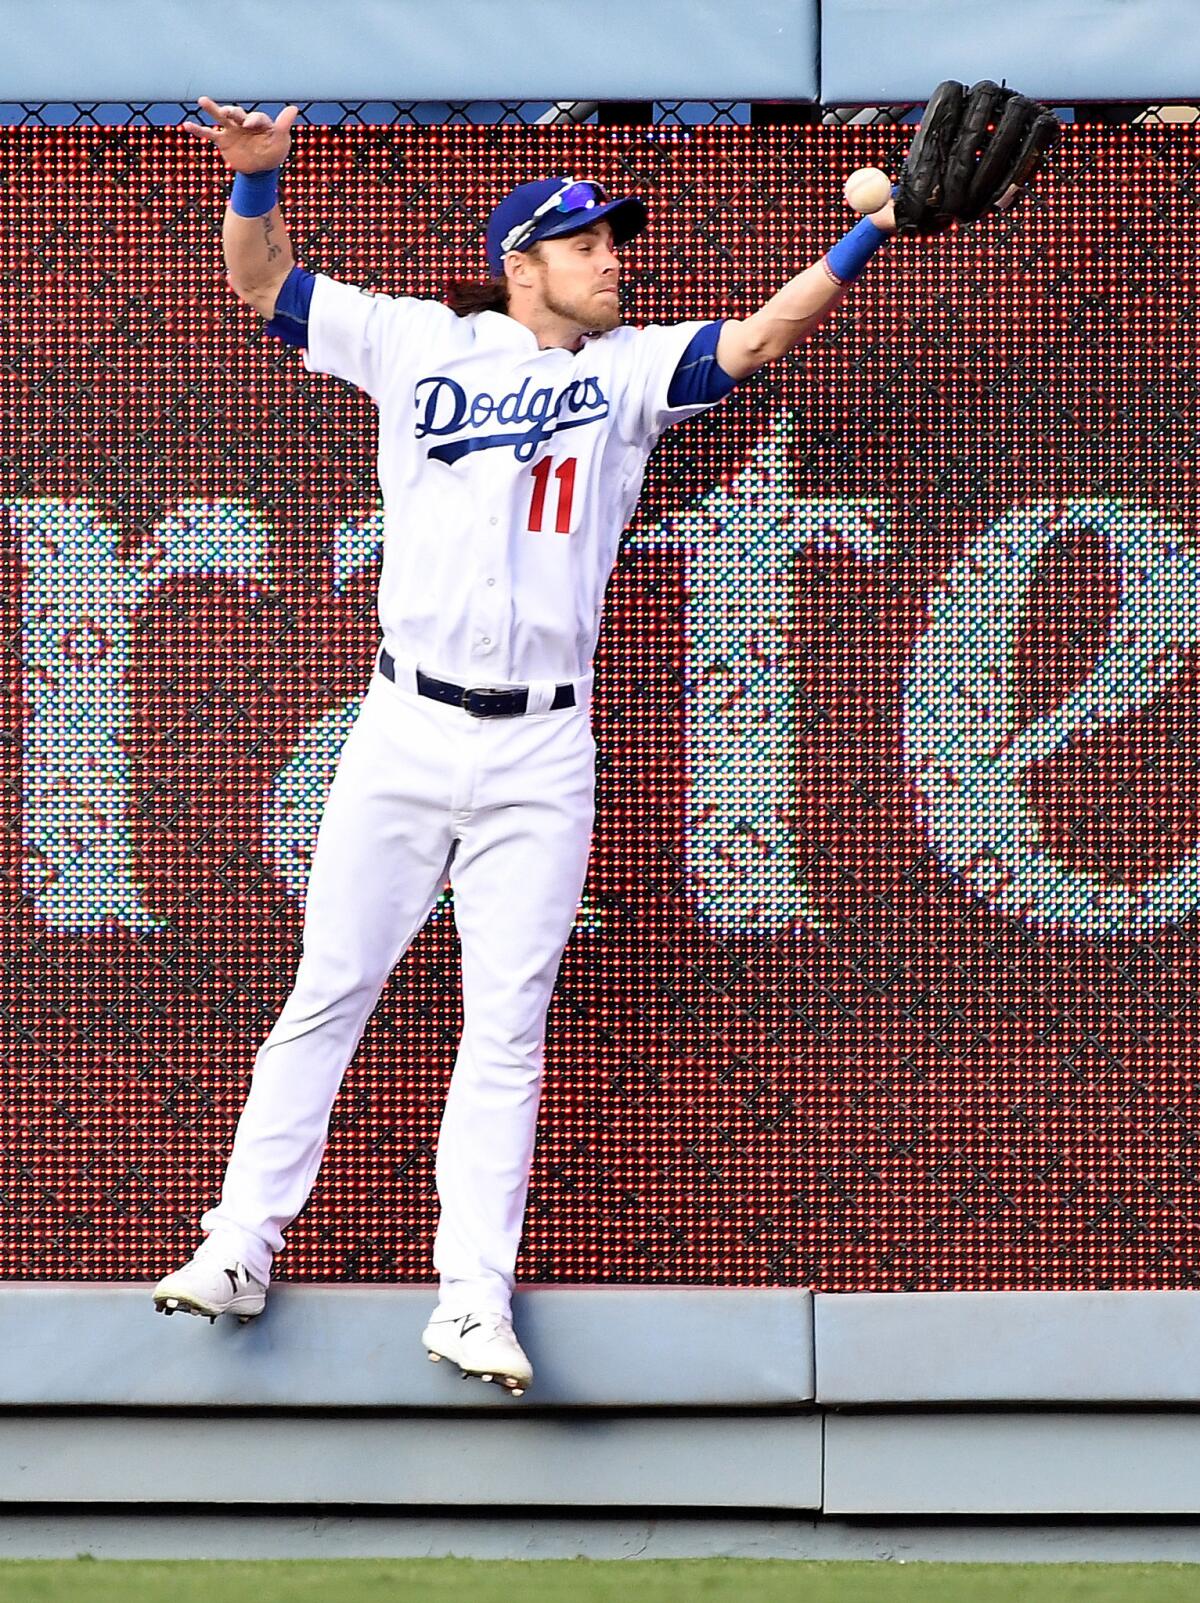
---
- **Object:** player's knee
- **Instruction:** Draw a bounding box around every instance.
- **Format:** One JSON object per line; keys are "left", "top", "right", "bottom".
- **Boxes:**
{"left": 461, "top": 1019, "right": 546, "bottom": 1082}
{"left": 286, "top": 952, "right": 392, "bottom": 1022}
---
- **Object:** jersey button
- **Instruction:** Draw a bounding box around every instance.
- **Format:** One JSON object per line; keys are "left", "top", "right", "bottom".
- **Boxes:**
{"left": 486, "top": 578, "right": 496, "bottom": 587}
{"left": 489, "top": 516, "right": 499, "bottom": 526}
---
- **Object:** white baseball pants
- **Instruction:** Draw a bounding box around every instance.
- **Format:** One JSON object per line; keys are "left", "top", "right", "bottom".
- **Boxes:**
{"left": 200, "top": 663, "right": 595, "bottom": 1316}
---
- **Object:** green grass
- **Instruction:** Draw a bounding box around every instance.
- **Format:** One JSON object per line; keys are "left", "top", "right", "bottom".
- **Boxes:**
{"left": 2, "top": 1560, "right": 1200, "bottom": 1603}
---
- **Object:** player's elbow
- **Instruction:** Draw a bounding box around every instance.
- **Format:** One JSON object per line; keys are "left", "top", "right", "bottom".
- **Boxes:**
{"left": 716, "top": 318, "right": 770, "bottom": 380}
{"left": 227, "top": 269, "right": 287, "bottom": 321}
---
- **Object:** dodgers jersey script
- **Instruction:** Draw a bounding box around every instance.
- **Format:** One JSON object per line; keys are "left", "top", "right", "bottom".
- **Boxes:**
{"left": 303, "top": 274, "right": 724, "bottom": 683}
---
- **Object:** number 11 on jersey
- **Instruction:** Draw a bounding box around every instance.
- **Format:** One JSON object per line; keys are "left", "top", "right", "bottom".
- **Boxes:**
{"left": 528, "top": 457, "right": 577, "bottom": 534}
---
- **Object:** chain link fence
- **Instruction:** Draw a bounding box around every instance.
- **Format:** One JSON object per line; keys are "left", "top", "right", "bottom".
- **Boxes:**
{"left": 0, "top": 100, "right": 1195, "bottom": 128}
{"left": 2, "top": 111, "right": 1199, "bottom": 1292}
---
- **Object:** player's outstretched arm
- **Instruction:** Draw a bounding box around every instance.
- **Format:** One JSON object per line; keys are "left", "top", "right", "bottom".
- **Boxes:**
{"left": 183, "top": 97, "right": 300, "bottom": 318}
{"left": 715, "top": 200, "right": 896, "bottom": 381}
{"left": 715, "top": 81, "right": 1058, "bottom": 383}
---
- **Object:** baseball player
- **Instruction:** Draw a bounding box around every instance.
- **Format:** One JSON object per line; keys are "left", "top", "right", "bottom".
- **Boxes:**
{"left": 153, "top": 86, "right": 1057, "bottom": 1395}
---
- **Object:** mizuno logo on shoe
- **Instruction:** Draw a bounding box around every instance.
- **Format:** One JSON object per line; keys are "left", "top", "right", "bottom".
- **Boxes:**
{"left": 223, "top": 1267, "right": 241, "bottom": 1294}
{"left": 459, "top": 1317, "right": 482, "bottom": 1337}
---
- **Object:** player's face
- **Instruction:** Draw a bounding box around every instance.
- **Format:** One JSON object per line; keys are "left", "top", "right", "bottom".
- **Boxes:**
{"left": 528, "top": 222, "right": 621, "bottom": 333}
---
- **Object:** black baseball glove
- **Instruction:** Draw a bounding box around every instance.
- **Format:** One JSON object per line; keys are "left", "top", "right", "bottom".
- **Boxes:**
{"left": 893, "top": 79, "right": 1061, "bottom": 236}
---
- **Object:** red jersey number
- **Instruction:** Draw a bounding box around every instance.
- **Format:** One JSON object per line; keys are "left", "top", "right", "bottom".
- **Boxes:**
{"left": 528, "top": 456, "right": 577, "bottom": 535}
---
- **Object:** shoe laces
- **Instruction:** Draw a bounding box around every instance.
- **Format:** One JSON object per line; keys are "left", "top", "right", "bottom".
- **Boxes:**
{"left": 193, "top": 1236, "right": 241, "bottom": 1270}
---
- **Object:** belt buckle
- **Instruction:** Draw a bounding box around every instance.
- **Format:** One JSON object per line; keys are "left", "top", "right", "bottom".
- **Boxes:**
{"left": 462, "top": 685, "right": 515, "bottom": 718}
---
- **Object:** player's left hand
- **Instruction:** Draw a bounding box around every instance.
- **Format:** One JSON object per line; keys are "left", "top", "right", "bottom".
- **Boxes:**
{"left": 893, "top": 80, "right": 1061, "bottom": 236}
{"left": 182, "top": 97, "right": 299, "bottom": 173}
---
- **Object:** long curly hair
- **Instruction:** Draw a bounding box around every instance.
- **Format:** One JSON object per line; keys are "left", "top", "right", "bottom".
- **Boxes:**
{"left": 445, "top": 242, "right": 545, "bottom": 317}
{"left": 444, "top": 277, "right": 509, "bottom": 316}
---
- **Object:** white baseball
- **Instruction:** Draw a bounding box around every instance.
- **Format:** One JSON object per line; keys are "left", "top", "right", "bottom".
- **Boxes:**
{"left": 843, "top": 167, "right": 892, "bottom": 215}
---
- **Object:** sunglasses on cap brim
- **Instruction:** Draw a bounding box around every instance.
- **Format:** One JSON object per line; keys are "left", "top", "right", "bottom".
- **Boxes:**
{"left": 499, "top": 180, "right": 611, "bottom": 256}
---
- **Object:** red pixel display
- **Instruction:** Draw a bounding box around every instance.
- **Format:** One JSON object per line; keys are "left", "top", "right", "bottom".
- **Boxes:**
{"left": 2, "top": 125, "right": 1199, "bottom": 1290}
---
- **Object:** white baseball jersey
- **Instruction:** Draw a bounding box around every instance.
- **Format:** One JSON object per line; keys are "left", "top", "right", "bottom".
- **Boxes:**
{"left": 302, "top": 274, "right": 731, "bottom": 685}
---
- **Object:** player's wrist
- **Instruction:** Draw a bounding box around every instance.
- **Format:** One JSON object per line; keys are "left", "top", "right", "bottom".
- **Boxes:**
{"left": 230, "top": 167, "right": 280, "bottom": 219}
{"left": 868, "top": 199, "right": 897, "bottom": 235}
{"left": 822, "top": 214, "right": 892, "bottom": 286}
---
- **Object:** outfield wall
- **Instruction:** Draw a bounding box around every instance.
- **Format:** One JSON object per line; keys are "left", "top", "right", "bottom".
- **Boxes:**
{"left": 4, "top": 1, "right": 1200, "bottom": 102}
{"left": 3, "top": 60, "right": 1200, "bottom": 1553}
{"left": 7, "top": 1286, "right": 1200, "bottom": 1521}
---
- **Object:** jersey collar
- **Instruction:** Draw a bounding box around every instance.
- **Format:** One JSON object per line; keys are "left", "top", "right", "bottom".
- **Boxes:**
{"left": 476, "top": 310, "right": 595, "bottom": 356}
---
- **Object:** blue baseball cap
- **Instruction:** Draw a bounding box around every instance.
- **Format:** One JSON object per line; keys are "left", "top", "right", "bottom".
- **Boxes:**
{"left": 486, "top": 177, "right": 648, "bottom": 276}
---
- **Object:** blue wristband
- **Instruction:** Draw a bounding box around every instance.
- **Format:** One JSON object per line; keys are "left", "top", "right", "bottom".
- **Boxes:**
{"left": 230, "top": 168, "right": 280, "bottom": 219}
{"left": 824, "top": 215, "right": 890, "bottom": 286}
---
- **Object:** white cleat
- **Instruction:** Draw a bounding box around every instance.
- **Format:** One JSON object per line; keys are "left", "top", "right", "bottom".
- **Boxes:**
{"left": 421, "top": 1311, "right": 532, "bottom": 1397}
{"left": 152, "top": 1243, "right": 267, "bottom": 1325}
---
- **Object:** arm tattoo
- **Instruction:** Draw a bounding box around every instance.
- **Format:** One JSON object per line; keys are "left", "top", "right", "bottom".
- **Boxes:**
{"left": 262, "top": 213, "right": 281, "bottom": 262}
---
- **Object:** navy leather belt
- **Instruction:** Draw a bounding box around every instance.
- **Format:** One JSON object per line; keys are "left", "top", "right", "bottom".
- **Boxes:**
{"left": 379, "top": 648, "right": 576, "bottom": 718}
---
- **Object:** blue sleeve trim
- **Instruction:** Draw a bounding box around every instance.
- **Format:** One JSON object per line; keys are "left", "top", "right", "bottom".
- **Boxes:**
{"left": 667, "top": 319, "right": 738, "bottom": 409}
{"left": 263, "top": 265, "right": 316, "bottom": 348}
